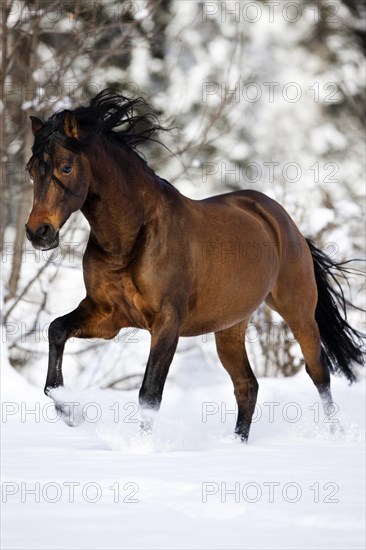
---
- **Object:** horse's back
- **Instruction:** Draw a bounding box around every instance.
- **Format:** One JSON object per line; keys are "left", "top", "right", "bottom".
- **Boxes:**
{"left": 197, "top": 188, "right": 307, "bottom": 258}
{"left": 202, "top": 189, "right": 297, "bottom": 232}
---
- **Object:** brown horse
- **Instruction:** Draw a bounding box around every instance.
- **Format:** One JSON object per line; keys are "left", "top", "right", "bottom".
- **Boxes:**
{"left": 25, "top": 90, "right": 364, "bottom": 441}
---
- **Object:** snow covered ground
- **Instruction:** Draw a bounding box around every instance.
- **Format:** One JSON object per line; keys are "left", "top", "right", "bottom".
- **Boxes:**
{"left": 1, "top": 334, "right": 365, "bottom": 550}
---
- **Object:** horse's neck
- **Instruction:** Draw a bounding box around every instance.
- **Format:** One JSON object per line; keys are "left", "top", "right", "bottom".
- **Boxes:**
{"left": 81, "top": 144, "right": 159, "bottom": 262}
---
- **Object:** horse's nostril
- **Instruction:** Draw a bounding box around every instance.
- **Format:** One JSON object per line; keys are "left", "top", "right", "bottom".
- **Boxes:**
{"left": 25, "top": 225, "right": 33, "bottom": 241}
{"left": 37, "top": 223, "right": 53, "bottom": 239}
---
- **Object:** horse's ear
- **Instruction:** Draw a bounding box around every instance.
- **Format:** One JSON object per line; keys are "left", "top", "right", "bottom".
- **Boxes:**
{"left": 63, "top": 111, "right": 79, "bottom": 139}
{"left": 30, "top": 116, "right": 43, "bottom": 135}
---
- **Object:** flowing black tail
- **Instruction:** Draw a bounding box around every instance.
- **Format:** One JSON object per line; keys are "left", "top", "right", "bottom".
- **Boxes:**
{"left": 306, "top": 240, "right": 365, "bottom": 383}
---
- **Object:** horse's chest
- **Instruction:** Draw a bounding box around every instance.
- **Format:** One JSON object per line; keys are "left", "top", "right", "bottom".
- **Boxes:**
{"left": 84, "top": 265, "right": 148, "bottom": 328}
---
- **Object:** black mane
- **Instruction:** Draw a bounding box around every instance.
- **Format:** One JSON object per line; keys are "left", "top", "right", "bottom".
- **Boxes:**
{"left": 30, "top": 89, "right": 167, "bottom": 163}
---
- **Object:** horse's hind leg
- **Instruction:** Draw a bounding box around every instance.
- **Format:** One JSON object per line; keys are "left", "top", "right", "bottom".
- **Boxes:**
{"left": 291, "top": 320, "right": 340, "bottom": 429}
{"left": 291, "top": 320, "right": 331, "bottom": 400}
{"left": 266, "top": 293, "right": 337, "bottom": 427}
{"left": 215, "top": 321, "right": 258, "bottom": 442}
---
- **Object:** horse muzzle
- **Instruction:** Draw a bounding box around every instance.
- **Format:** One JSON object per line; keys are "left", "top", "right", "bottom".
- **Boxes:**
{"left": 25, "top": 223, "right": 59, "bottom": 251}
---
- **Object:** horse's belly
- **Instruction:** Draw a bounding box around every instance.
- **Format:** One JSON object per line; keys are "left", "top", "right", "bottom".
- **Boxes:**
{"left": 180, "top": 315, "right": 248, "bottom": 337}
{"left": 180, "top": 262, "right": 275, "bottom": 336}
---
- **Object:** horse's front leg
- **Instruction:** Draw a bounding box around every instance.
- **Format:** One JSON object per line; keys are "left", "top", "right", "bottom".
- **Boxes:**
{"left": 139, "top": 306, "right": 181, "bottom": 435}
{"left": 45, "top": 297, "right": 119, "bottom": 423}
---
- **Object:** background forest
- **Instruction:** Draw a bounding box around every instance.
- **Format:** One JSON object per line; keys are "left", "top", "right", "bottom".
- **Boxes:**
{"left": 1, "top": 0, "right": 365, "bottom": 390}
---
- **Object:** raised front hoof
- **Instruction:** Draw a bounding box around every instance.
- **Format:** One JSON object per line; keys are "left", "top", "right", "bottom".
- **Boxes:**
{"left": 46, "top": 388, "right": 85, "bottom": 428}
{"left": 54, "top": 401, "right": 85, "bottom": 427}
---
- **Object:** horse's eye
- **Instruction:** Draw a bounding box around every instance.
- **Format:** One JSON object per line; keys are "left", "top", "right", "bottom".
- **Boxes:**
{"left": 60, "top": 165, "right": 72, "bottom": 175}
